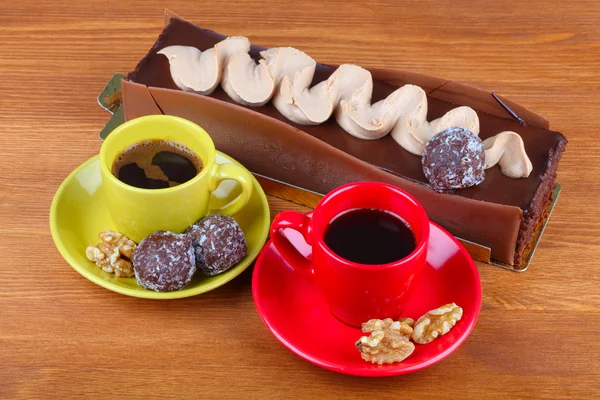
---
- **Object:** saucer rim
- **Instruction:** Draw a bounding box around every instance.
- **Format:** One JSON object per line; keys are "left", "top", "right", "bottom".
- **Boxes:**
{"left": 252, "top": 222, "right": 482, "bottom": 377}
{"left": 50, "top": 153, "right": 270, "bottom": 299}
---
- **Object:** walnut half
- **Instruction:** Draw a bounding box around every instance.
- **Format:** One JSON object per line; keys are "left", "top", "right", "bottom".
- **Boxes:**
{"left": 411, "top": 303, "right": 463, "bottom": 344}
{"left": 355, "top": 318, "right": 415, "bottom": 365}
{"left": 85, "top": 230, "right": 137, "bottom": 278}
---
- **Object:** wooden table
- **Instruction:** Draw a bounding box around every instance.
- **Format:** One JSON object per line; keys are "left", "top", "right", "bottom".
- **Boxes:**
{"left": 1, "top": 0, "right": 599, "bottom": 398}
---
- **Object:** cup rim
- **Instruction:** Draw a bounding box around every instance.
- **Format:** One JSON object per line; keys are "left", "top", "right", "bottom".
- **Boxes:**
{"left": 312, "top": 182, "right": 430, "bottom": 271}
{"left": 99, "top": 115, "right": 215, "bottom": 194}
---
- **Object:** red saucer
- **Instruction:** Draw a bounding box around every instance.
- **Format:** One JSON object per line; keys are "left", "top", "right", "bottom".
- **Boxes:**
{"left": 252, "top": 221, "right": 481, "bottom": 376}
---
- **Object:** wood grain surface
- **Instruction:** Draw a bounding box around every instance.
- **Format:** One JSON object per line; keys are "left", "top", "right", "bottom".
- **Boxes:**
{"left": 1, "top": 1, "right": 599, "bottom": 398}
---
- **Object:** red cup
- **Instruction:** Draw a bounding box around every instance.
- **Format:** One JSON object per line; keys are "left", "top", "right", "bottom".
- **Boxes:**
{"left": 270, "top": 182, "right": 430, "bottom": 327}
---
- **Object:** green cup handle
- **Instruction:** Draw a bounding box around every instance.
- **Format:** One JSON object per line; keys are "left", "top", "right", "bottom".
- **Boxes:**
{"left": 209, "top": 163, "right": 253, "bottom": 216}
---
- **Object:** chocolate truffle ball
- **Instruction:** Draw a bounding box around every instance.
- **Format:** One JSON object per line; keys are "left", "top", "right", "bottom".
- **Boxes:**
{"left": 133, "top": 231, "right": 196, "bottom": 292}
{"left": 186, "top": 214, "right": 247, "bottom": 276}
{"left": 422, "top": 127, "right": 486, "bottom": 192}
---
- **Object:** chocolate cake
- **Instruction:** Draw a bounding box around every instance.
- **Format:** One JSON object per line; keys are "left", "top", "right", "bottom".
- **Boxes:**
{"left": 122, "top": 11, "right": 567, "bottom": 269}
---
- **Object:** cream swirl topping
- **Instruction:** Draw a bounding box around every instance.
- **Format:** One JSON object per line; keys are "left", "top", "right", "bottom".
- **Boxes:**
{"left": 158, "top": 39, "right": 532, "bottom": 179}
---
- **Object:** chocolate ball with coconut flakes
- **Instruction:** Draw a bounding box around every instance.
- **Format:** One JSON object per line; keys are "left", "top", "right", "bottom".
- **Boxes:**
{"left": 186, "top": 214, "right": 247, "bottom": 276}
{"left": 133, "top": 231, "right": 196, "bottom": 292}
{"left": 422, "top": 127, "right": 486, "bottom": 192}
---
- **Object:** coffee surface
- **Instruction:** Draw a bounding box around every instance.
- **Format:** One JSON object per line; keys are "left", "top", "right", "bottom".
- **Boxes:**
{"left": 324, "top": 208, "right": 416, "bottom": 265}
{"left": 112, "top": 140, "right": 202, "bottom": 189}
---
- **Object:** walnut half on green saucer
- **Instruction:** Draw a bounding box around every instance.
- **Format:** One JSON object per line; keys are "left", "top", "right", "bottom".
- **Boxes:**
{"left": 85, "top": 230, "right": 136, "bottom": 278}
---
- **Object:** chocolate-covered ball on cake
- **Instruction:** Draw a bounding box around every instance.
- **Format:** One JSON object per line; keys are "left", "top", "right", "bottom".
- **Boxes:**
{"left": 133, "top": 231, "right": 196, "bottom": 292}
{"left": 186, "top": 214, "right": 247, "bottom": 276}
{"left": 422, "top": 127, "right": 486, "bottom": 192}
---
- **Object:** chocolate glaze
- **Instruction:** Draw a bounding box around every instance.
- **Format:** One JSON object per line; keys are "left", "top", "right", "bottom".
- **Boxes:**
{"left": 124, "top": 16, "right": 567, "bottom": 266}
{"left": 127, "top": 17, "right": 566, "bottom": 210}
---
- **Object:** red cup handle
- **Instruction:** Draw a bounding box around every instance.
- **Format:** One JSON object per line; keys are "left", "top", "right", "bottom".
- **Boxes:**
{"left": 270, "top": 210, "right": 314, "bottom": 279}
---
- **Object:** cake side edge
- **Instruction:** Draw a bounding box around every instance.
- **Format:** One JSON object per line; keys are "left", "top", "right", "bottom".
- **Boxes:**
{"left": 514, "top": 137, "right": 568, "bottom": 267}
